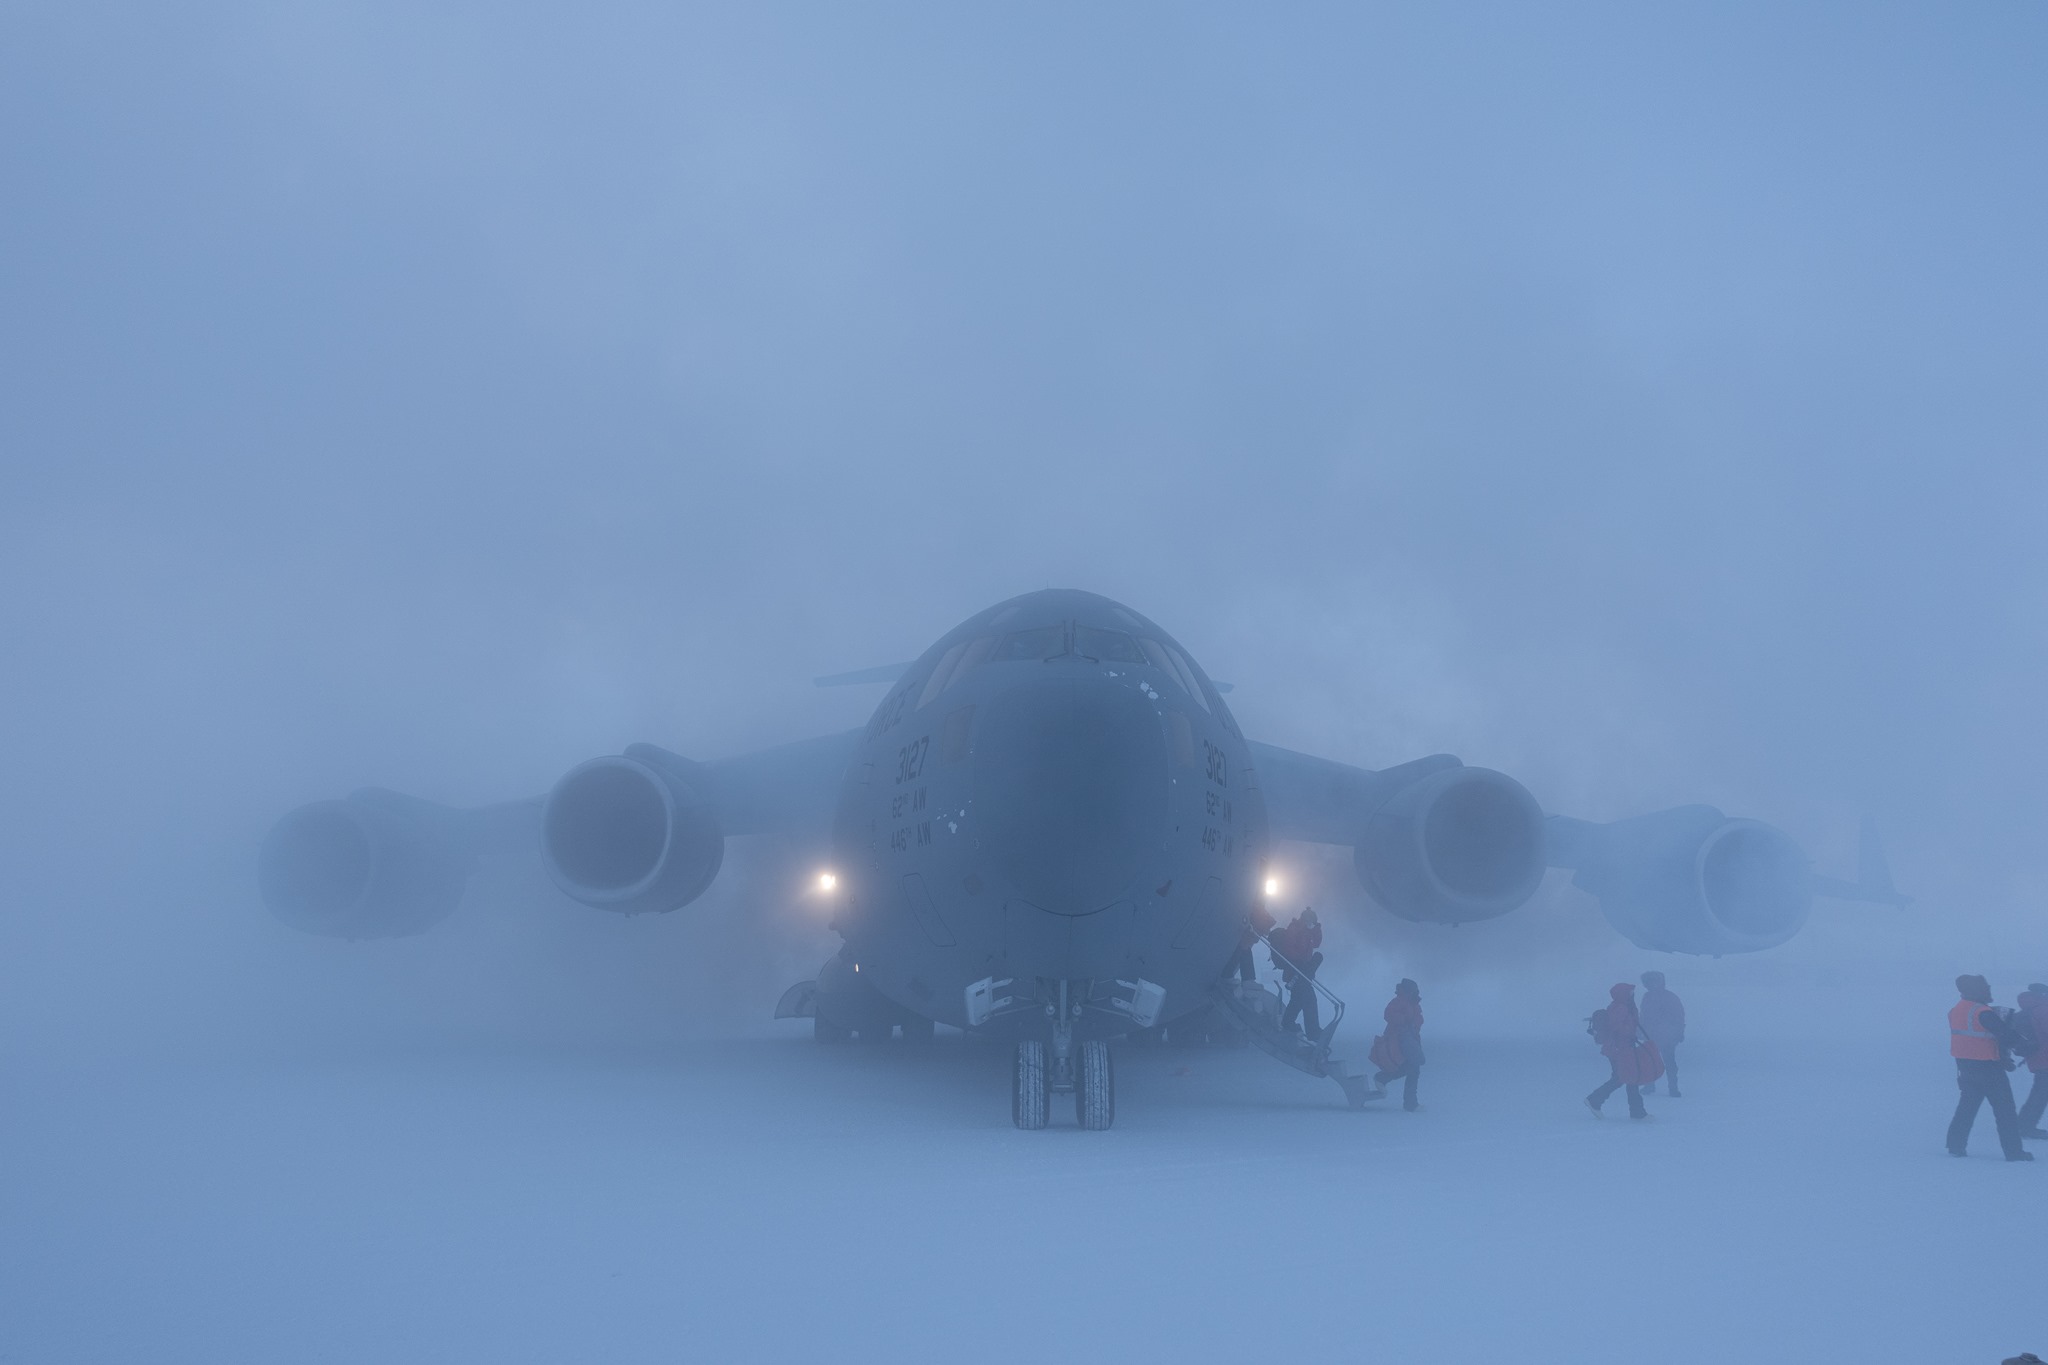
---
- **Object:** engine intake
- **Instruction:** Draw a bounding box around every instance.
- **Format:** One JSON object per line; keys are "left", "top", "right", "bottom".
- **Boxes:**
{"left": 1565, "top": 806, "right": 1811, "bottom": 955}
{"left": 259, "top": 793, "right": 474, "bottom": 939}
{"left": 1353, "top": 766, "right": 1547, "bottom": 924}
{"left": 541, "top": 748, "right": 724, "bottom": 915}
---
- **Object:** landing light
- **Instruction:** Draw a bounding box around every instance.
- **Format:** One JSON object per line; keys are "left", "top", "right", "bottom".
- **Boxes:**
{"left": 1263, "top": 876, "right": 1281, "bottom": 898}
{"left": 817, "top": 871, "right": 838, "bottom": 893}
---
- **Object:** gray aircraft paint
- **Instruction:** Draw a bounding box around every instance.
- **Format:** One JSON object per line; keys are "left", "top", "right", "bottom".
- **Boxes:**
{"left": 258, "top": 587, "right": 1892, "bottom": 1070}
{"left": 827, "top": 589, "right": 1262, "bottom": 1039}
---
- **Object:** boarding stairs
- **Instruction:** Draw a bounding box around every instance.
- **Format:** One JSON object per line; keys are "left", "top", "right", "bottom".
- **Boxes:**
{"left": 1207, "top": 930, "right": 1378, "bottom": 1109}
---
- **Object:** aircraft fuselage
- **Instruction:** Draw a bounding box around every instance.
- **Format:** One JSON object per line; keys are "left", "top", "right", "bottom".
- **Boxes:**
{"left": 827, "top": 590, "right": 1267, "bottom": 1040}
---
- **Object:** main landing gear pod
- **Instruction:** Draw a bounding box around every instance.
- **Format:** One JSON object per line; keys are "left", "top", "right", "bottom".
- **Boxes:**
{"left": 791, "top": 950, "right": 935, "bottom": 1043}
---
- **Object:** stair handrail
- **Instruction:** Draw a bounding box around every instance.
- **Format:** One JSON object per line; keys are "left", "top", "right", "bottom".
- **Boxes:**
{"left": 1250, "top": 924, "right": 1346, "bottom": 1047}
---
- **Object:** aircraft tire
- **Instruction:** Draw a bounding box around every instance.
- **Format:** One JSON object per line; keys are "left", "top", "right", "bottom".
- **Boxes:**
{"left": 1077, "top": 1039, "right": 1115, "bottom": 1131}
{"left": 1012, "top": 1041, "right": 1050, "bottom": 1130}
{"left": 814, "top": 1018, "right": 851, "bottom": 1044}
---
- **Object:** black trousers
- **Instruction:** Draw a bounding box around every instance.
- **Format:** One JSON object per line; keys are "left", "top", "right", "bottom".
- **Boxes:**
{"left": 1375, "top": 1063, "right": 1421, "bottom": 1110}
{"left": 2017, "top": 1069, "right": 2048, "bottom": 1132}
{"left": 1281, "top": 977, "right": 1320, "bottom": 1036}
{"left": 1589, "top": 1062, "right": 1647, "bottom": 1117}
{"left": 1657, "top": 1043, "right": 1680, "bottom": 1095}
{"left": 1947, "top": 1058, "right": 2025, "bottom": 1158}
{"left": 1222, "top": 947, "right": 1256, "bottom": 984}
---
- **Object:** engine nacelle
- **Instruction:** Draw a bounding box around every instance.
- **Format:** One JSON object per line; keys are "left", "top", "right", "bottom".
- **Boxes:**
{"left": 1571, "top": 806, "right": 1811, "bottom": 955}
{"left": 541, "top": 749, "right": 724, "bottom": 915}
{"left": 259, "top": 792, "right": 475, "bottom": 939}
{"left": 1353, "top": 766, "right": 1547, "bottom": 924}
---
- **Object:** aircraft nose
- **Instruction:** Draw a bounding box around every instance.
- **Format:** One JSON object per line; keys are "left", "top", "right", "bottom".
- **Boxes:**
{"left": 974, "top": 677, "right": 1170, "bottom": 915}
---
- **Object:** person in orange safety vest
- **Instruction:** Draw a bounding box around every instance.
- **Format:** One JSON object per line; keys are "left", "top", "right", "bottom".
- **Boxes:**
{"left": 1946, "top": 973, "right": 2032, "bottom": 1162}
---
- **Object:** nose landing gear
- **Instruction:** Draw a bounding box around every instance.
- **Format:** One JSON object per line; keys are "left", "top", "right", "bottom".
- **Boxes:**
{"left": 1009, "top": 981, "right": 1117, "bottom": 1131}
{"left": 1076, "top": 1039, "right": 1114, "bottom": 1130}
{"left": 1013, "top": 1040, "right": 1049, "bottom": 1129}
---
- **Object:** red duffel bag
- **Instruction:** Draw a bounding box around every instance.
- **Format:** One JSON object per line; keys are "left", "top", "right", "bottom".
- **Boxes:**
{"left": 1368, "top": 1032, "right": 1402, "bottom": 1073}
{"left": 1616, "top": 1038, "right": 1664, "bottom": 1086}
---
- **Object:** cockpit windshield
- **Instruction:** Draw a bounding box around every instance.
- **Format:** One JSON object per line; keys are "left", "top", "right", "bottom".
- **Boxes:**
{"left": 919, "top": 635, "right": 995, "bottom": 708}
{"left": 991, "top": 626, "right": 1066, "bottom": 662}
{"left": 1140, "top": 638, "right": 1211, "bottom": 711}
{"left": 1074, "top": 626, "right": 1146, "bottom": 663}
{"left": 916, "top": 619, "right": 1216, "bottom": 713}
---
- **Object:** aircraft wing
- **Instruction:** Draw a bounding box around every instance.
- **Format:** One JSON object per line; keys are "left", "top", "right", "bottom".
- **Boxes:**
{"left": 260, "top": 727, "right": 863, "bottom": 939}
{"left": 1252, "top": 740, "right": 1896, "bottom": 955}
{"left": 1250, "top": 742, "right": 1463, "bottom": 845}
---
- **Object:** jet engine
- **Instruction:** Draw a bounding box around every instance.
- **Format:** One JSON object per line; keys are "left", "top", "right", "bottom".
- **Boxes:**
{"left": 541, "top": 746, "right": 724, "bottom": 915}
{"left": 1353, "top": 766, "right": 1547, "bottom": 924}
{"left": 1562, "top": 805, "right": 1811, "bottom": 955}
{"left": 259, "top": 791, "right": 475, "bottom": 939}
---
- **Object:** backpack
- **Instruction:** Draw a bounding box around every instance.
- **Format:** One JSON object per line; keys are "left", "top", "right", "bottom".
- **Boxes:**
{"left": 2006, "top": 1008, "right": 2041, "bottom": 1060}
{"left": 1586, "top": 1008, "right": 1609, "bottom": 1041}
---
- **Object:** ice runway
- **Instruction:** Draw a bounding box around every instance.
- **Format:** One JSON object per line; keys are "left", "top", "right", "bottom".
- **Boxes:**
{"left": 3, "top": 1031, "right": 2038, "bottom": 1364}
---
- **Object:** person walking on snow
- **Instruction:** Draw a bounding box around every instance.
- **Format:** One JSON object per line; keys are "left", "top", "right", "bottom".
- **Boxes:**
{"left": 1639, "top": 971, "right": 1686, "bottom": 1098}
{"left": 1275, "top": 909, "right": 1324, "bottom": 1040}
{"left": 1586, "top": 983, "right": 1658, "bottom": 1120}
{"left": 1946, "top": 974, "right": 2032, "bottom": 1161}
{"left": 1369, "top": 978, "right": 1425, "bottom": 1111}
{"left": 2014, "top": 982, "right": 2048, "bottom": 1141}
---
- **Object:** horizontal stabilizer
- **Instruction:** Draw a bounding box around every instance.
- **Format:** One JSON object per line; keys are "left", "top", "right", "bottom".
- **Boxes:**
{"left": 1811, "top": 816, "right": 1912, "bottom": 908}
{"left": 813, "top": 662, "right": 912, "bottom": 687}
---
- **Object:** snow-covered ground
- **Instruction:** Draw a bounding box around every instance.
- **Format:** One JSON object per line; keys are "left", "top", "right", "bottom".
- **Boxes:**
{"left": 5, "top": 1022, "right": 2040, "bottom": 1365}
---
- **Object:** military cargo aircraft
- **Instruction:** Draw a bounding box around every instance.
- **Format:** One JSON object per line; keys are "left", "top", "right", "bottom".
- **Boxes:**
{"left": 260, "top": 588, "right": 1902, "bottom": 1129}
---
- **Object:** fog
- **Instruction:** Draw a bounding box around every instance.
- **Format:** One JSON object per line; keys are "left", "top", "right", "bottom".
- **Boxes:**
{"left": 3, "top": 5, "right": 2045, "bottom": 1362}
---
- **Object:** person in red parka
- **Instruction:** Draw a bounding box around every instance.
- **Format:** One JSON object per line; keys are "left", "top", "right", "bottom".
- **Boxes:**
{"left": 1585, "top": 982, "right": 1654, "bottom": 1120}
{"left": 1369, "top": 978, "right": 1425, "bottom": 1111}
{"left": 1274, "top": 909, "right": 1324, "bottom": 1039}
{"left": 2017, "top": 983, "right": 2048, "bottom": 1141}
